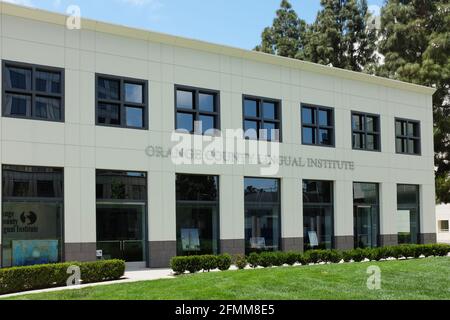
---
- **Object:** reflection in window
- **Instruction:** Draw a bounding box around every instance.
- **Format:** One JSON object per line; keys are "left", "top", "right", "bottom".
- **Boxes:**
{"left": 176, "top": 175, "right": 219, "bottom": 256}
{"left": 96, "top": 170, "right": 147, "bottom": 263}
{"left": 126, "top": 106, "right": 144, "bottom": 128}
{"left": 96, "top": 170, "right": 147, "bottom": 201}
{"left": 303, "top": 180, "right": 334, "bottom": 250}
{"left": 2, "top": 165, "right": 63, "bottom": 198}
{"left": 5, "top": 66, "right": 31, "bottom": 90}
{"left": 175, "top": 86, "right": 219, "bottom": 134}
{"left": 395, "top": 119, "right": 421, "bottom": 155}
{"left": 199, "top": 93, "right": 214, "bottom": 112}
{"left": 352, "top": 112, "right": 381, "bottom": 151}
{"left": 98, "top": 78, "right": 120, "bottom": 100}
{"left": 244, "top": 178, "right": 280, "bottom": 254}
{"left": 397, "top": 185, "right": 420, "bottom": 244}
{"left": 3, "top": 62, "right": 63, "bottom": 121}
{"left": 243, "top": 97, "right": 281, "bottom": 141}
{"left": 124, "top": 83, "right": 143, "bottom": 104}
{"left": 244, "top": 99, "right": 258, "bottom": 117}
{"left": 301, "top": 104, "right": 334, "bottom": 146}
{"left": 35, "top": 97, "right": 61, "bottom": 120}
{"left": 177, "top": 113, "right": 194, "bottom": 133}
{"left": 35, "top": 71, "right": 61, "bottom": 94}
{"left": 96, "top": 75, "right": 147, "bottom": 129}
{"left": 98, "top": 103, "right": 120, "bottom": 125}
{"left": 353, "top": 183, "right": 379, "bottom": 248}
{"left": 5, "top": 94, "right": 31, "bottom": 117}
{"left": 2, "top": 165, "right": 64, "bottom": 268}
{"left": 176, "top": 90, "right": 193, "bottom": 109}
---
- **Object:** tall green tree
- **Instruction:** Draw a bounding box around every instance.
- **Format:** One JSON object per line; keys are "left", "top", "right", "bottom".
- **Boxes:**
{"left": 305, "top": 0, "right": 378, "bottom": 72}
{"left": 379, "top": 0, "right": 450, "bottom": 203}
{"left": 255, "top": 0, "right": 307, "bottom": 59}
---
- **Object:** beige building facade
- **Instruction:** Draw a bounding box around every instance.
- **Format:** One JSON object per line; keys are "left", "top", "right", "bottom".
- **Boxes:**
{"left": 0, "top": 3, "right": 437, "bottom": 268}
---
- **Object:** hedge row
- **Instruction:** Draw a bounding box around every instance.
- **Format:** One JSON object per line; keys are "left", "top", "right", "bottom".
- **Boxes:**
{"left": 0, "top": 259, "right": 125, "bottom": 295}
{"left": 170, "top": 254, "right": 232, "bottom": 274}
{"left": 246, "top": 244, "right": 450, "bottom": 268}
{"left": 170, "top": 244, "right": 450, "bottom": 274}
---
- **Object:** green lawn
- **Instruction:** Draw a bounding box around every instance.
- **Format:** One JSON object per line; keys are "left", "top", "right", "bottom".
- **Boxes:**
{"left": 5, "top": 257, "right": 450, "bottom": 300}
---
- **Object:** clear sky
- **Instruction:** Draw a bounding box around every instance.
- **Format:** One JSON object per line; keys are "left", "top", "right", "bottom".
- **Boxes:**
{"left": 3, "top": 0, "right": 385, "bottom": 50}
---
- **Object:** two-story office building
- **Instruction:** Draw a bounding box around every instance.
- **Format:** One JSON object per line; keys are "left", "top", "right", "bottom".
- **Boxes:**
{"left": 0, "top": 3, "right": 437, "bottom": 268}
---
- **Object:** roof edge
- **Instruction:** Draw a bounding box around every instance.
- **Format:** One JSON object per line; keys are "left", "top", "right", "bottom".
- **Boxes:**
{"left": 1, "top": 2, "right": 437, "bottom": 96}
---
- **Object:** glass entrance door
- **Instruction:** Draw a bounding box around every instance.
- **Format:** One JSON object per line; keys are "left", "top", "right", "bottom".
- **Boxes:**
{"left": 96, "top": 203, "right": 146, "bottom": 262}
{"left": 354, "top": 205, "right": 378, "bottom": 248}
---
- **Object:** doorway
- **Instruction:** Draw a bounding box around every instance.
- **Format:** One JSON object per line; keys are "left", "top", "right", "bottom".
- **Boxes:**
{"left": 96, "top": 203, "right": 147, "bottom": 264}
{"left": 354, "top": 205, "right": 379, "bottom": 248}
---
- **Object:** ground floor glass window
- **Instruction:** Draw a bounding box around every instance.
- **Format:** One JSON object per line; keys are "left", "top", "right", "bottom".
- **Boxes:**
{"left": 353, "top": 183, "right": 380, "bottom": 248}
{"left": 2, "top": 165, "right": 64, "bottom": 267}
{"left": 96, "top": 170, "right": 147, "bottom": 263}
{"left": 176, "top": 174, "right": 220, "bottom": 256}
{"left": 303, "top": 180, "right": 334, "bottom": 250}
{"left": 397, "top": 185, "right": 420, "bottom": 244}
{"left": 96, "top": 203, "right": 146, "bottom": 262}
{"left": 244, "top": 178, "right": 280, "bottom": 254}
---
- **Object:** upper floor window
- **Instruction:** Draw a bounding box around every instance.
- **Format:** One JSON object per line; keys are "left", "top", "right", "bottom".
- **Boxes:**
{"left": 175, "top": 85, "right": 220, "bottom": 135}
{"left": 395, "top": 118, "right": 421, "bottom": 155}
{"left": 96, "top": 74, "right": 148, "bottom": 129}
{"left": 352, "top": 112, "right": 381, "bottom": 151}
{"left": 438, "top": 220, "right": 449, "bottom": 232}
{"left": 301, "top": 104, "right": 334, "bottom": 147}
{"left": 2, "top": 61, "right": 64, "bottom": 122}
{"left": 243, "top": 96, "right": 281, "bottom": 141}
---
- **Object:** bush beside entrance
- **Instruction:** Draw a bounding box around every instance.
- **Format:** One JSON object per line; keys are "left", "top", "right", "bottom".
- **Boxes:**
{"left": 0, "top": 259, "right": 125, "bottom": 295}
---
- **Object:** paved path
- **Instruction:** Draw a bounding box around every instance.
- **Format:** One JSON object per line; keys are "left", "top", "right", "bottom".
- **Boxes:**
{"left": 0, "top": 268, "right": 175, "bottom": 299}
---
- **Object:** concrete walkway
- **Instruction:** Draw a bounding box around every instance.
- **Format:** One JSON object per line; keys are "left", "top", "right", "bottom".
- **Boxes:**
{"left": 0, "top": 268, "right": 175, "bottom": 299}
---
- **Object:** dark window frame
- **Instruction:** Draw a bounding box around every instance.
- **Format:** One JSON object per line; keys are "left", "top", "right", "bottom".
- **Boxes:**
{"left": 2, "top": 60, "right": 65, "bottom": 122}
{"left": 175, "top": 85, "right": 221, "bottom": 135}
{"left": 439, "top": 220, "right": 449, "bottom": 232}
{"left": 96, "top": 169, "right": 148, "bottom": 202}
{"left": 95, "top": 73, "right": 149, "bottom": 130}
{"left": 243, "top": 95, "right": 282, "bottom": 142}
{"left": 1, "top": 164, "right": 65, "bottom": 268}
{"left": 395, "top": 118, "right": 421, "bottom": 155}
{"left": 397, "top": 184, "right": 421, "bottom": 244}
{"left": 244, "top": 177, "right": 282, "bottom": 254}
{"left": 351, "top": 111, "right": 381, "bottom": 152}
{"left": 301, "top": 103, "right": 335, "bottom": 147}
{"left": 353, "top": 182, "right": 381, "bottom": 248}
{"left": 95, "top": 169, "right": 149, "bottom": 266}
{"left": 175, "top": 173, "right": 221, "bottom": 256}
{"left": 302, "top": 179, "right": 335, "bottom": 250}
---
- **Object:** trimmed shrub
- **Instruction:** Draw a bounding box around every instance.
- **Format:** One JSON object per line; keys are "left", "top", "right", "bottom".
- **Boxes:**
{"left": 169, "top": 244, "right": 450, "bottom": 276}
{"left": 303, "top": 250, "right": 318, "bottom": 264}
{"left": 0, "top": 260, "right": 125, "bottom": 295}
{"left": 79, "top": 260, "right": 125, "bottom": 283}
{"left": 434, "top": 244, "right": 450, "bottom": 256}
{"left": 324, "top": 250, "right": 343, "bottom": 263}
{"left": 258, "top": 252, "right": 285, "bottom": 267}
{"left": 247, "top": 253, "right": 261, "bottom": 268}
{"left": 234, "top": 254, "right": 247, "bottom": 270}
{"left": 199, "top": 255, "right": 218, "bottom": 272}
{"left": 258, "top": 252, "right": 273, "bottom": 268}
{"left": 418, "top": 244, "right": 450, "bottom": 257}
{"left": 367, "top": 247, "right": 385, "bottom": 261}
{"left": 185, "top": 256, "right": 202, "bottom": 274}
{"left": 303, "top": 250, "right": 342, "bottom": 264}
{"left": 343, "top": 248, "right": 367, "bottom": 262}
{"left": 217, "top": 254, "right": 232, "bottom": 271}
{"left": 285, "top": 252, "right": 299, "bottom": 266}
{"left": 170, "top": 256, "right": 188, "bottom": 275}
